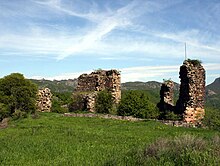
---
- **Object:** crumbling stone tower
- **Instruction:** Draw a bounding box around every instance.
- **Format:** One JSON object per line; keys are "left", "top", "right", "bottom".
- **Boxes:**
{"left": 176, "top": 60, "right": 205, "bottom": 124}
{"left": 73, "top": 69, "right": 121, "bottom": 112}
{"left": 37, "top": 88, "right": 52, "bottom": 112}
{"left": 157, "top": 80, "right": 175, "bottom": 115}
{"left": 76, "top": 69, "right": 121, "bottom": 103}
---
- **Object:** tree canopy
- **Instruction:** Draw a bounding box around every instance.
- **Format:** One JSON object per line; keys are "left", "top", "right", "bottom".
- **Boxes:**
{"left": 0, "top": 73, "right": 37, "bottom": 120}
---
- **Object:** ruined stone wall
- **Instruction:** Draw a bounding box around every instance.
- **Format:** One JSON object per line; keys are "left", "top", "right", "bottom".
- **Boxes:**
{"left": 176, "top": 60, "right": 205, "bottom": 124}
{"left": 37, "top": 88, "right": 52, "bottom": 112}
{"left": 157, "top": 80, "right": 175, "bottom": 113}
{"left": 74, "top": 70, "right": 121, "bottom": 112}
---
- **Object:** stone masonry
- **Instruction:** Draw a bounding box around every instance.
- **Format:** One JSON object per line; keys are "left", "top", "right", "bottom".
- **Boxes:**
{"left": 176, "top": 60, "right": 206, "bottom": 124}
{"left": 73, "top": 69, "right": 121, "bottom": 112}
{"left": 157, "top": 80, "right": 175, "bottom": 113}
{"left": 37, "top": 88, "right": 52, "bottom": 112}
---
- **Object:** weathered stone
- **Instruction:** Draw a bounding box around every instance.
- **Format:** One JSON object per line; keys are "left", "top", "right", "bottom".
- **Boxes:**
{"left": 36, "top": 88, "right": 52, "bottom": 112}
{"left": 157, "top": 80, "right": 175, "bottom": 114}
{"left": 176, "top": 60, "right": 205, "bottom": 124}
{"left": 73, "top": 69, "right": 121, "bottom": 112}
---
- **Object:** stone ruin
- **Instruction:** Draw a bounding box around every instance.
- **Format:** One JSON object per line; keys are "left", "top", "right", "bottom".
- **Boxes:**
{"left": 72, "top": 69, "right": 121, "bottom": 112}
{"left": 176, "top": 60, "right": 205, "bottom": 124}
{"left": 157, "top": 80, "right": 175, "bottom": 114}
{"left": 37, "top": 88, "right": 52, "bottom": 112}
{"left": 158, "top": 59, "right": 206, "bottom": 125}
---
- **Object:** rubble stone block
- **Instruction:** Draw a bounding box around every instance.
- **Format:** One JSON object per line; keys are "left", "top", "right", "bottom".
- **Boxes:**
{"left": 36, "top": 88, "right": 52, "bottom": 112}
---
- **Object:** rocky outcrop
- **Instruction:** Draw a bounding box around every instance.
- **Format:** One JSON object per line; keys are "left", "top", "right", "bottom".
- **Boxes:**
{"left": 37, "top": 88, "right": 52, "bottom": 112}
{"left": 72, "top": 69, "right": 121, "bottom": 112}
{"left": 176, "top": 60, "right": 205, "bottom": 124}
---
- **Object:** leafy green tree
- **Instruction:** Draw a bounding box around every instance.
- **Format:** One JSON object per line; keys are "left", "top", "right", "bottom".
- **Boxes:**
{"left": 0, "top": 103, "right": 9, "bottom": 120}
{"left": 95, "top": 90, "right": 114, "bottom": 114}
{"left": 0, "top": 73, "right": 37, "bottom": 120}
{"left": 118, "top": 90, "right": 159, "bottom": 119}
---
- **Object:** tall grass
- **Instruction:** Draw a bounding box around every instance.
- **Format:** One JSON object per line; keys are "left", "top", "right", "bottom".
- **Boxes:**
{"left": 132, "top": 134, "right": 220, "bottom": 165}
{"left": 0, "top": 113, "right": 219, "bottom": 165}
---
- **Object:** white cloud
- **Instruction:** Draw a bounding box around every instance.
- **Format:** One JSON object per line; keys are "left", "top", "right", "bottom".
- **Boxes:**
{"left": 29, "top": 62, "right": 220, "bottom": 84}
{"left": 204, "top": 63, "right": 220, "bottom": 70}
{"left": 156, "top": 30, "right": 220, "bottom": 55}
{"left": 29, "top": 65, "right": 180, "bottom": 83}
{"left": 120, "top": 65, "right": 179, "bottom": 83}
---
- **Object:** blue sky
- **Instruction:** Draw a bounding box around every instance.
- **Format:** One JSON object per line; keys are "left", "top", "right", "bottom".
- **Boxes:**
{"left": 0, "top": 0, "right": 220, "bottom": 84}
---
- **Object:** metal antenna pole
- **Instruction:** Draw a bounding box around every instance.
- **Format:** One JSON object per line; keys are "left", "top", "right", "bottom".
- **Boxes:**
{"left": 185, "top": 42, "right": 187, "bottom": 60}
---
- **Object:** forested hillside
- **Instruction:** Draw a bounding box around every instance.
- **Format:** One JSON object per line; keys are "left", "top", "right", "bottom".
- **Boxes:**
{"left": 30, "top": 78, "right": 220, "bottom": 110}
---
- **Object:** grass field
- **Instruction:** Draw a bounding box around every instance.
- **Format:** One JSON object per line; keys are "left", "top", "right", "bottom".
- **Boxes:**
{"left": 0, "top": 113, "right": 219, "bottom": 165}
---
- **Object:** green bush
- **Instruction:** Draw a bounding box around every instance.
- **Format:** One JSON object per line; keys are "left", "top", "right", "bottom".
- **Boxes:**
{"left": 0, "top": 73, "right": 37, "bottom": 120}
{"left": 12, "top": 110, "right": 28, "bottom": 120}
{"left": 118, "top": 90, "right": 159, "bottom": 119}
{"left": 203, "top": 108, "right": 220, "bottom": 131}
{"left": 95, "top": 90, "right": 114, "bottom": 114}
{"left": 164, "top": 111, "right": 181, "bottom": 120}
{"left": 0, "top": 103, "right": 9, "bottom": 121}
{"left": 51, "top": 97, "right": 67, "bottom": 113}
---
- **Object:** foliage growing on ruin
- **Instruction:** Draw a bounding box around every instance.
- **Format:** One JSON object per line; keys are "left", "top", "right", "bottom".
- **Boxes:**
{"left": 163, "top": 78, "right": 172, "bottom": 84}
{"left": 187, "top": 59, "right": 202, "bottom": 66}
{"left": 0, "top": 73, "right": 37, "bottom": 120}
{"left": 93, "top": 68, "right": 103, "bottom": 72}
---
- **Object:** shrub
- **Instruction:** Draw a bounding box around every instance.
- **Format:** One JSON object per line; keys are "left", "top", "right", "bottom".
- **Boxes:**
{"left": 118, "top": 90, "right": 159, "bottom": 119}
{"left": 51, "top": 97, "right": 67, "bottom": 113}
{"left": 0, "top": 103, "right": 9, "bottom": 121}
{"left": 95, "top": 90, "right": 114, "bottom": 114}
{"left": 0, "top": 73, "right": 37, "bottom": 120}
{"left": 164, "top": 111, "right": 181, "bottom": 120}
{"left": 12, "top": 110, "right": 28, "bottom": 120}
{"left": 203, "top": 108, "right": 220, "bottom": 131}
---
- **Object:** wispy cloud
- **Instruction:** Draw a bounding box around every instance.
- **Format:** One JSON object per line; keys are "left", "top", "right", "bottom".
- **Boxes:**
{"left": 55, "top": 1, "right": 143, "bottom": 60}
{"left": 1, "top": 0, "right": 219, "bottom": 62}
{"left": 0, "top": 0, "right": 220, "bottom": 85}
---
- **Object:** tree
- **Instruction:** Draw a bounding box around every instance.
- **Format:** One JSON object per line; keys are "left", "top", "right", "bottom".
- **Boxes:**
{"left": 118, "top": 90, "right": 159, "bottom": 119}
{"left": 95, "top": 90, "right": 114, "bottom": 114}
{"left": 0, "top": 73, "right": 37, "bottom": 120}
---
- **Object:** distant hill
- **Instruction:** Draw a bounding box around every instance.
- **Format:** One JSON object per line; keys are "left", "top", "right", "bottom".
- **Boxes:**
{"left": 206, "top": 77, "right": 220, "bottom": 109}
{"left": 30, "top": 79, "right": 77, "bottom": 93}
{"left": 30, "top": 77, "right": 220, "bottom": 109}
{"left": 206, "top": 77, "right": 220, "bottom": 95}
{"left": 121, "top": 81, "right": 179, "bottom": 91}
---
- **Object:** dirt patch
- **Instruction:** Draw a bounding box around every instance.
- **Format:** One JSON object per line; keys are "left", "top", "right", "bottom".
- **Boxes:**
{"left": 0, "top": 118, "right": 9, "bottom": 129}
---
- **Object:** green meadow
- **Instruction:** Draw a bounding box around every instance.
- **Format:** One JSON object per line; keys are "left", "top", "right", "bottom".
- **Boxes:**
{"left": 0, "top": 113, "right": 219, "bottom": 165}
